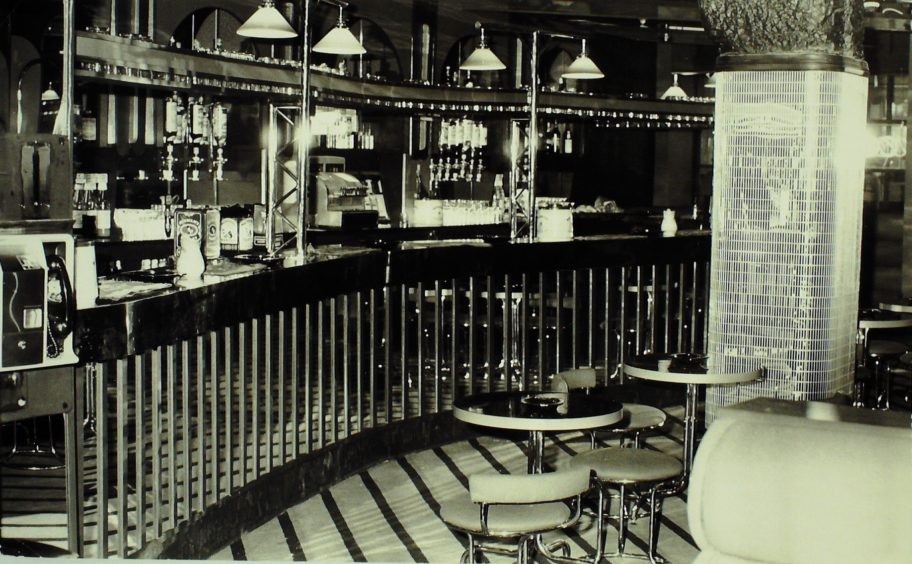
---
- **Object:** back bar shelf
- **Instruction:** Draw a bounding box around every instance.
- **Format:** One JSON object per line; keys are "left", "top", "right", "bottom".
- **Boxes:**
{"left": 75, "top": 31, "right": 713, "bottom": 124}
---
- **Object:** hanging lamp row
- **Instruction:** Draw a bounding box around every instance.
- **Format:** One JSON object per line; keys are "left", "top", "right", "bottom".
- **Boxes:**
{"left": 237, "top": 0, "right": 365, "bottom": 55}
{"left": 237, "top": 3, "right": 716, "bottom": 96}
{"left": 460, "top": 27, "right": 604, "bottom": 80}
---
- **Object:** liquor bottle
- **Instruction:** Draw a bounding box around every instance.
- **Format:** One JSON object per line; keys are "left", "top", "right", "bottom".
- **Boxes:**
{"left": 164, "top": 92, "right": 186, "bottom": 143}
{"left": 543, "top": 121, "right": 554, "bottom": 153}
{"left": 80, "top": 94, "right": 97, "bottom": 143}
{"left": 563, "top": 127, "right": 573, "bottom": 155}
{"left": 95, "top": 177, "right": 112, "bottom": 238}
{"left": 188, "top": 97, "right": 209, "bottom": 181}
{"left": 551, "top": 124, "right": 561, "bottom": 154}
{"left": 72, "top": 173, "right": 87, "bottom": 231}
{"left": 189, "top": 97, "right": 209, "bottom": 145}
{"left": 72, "top": 104, "right": 84, "bottom": 143}
{"left": 211, "top": 101, "right": 228, "bottom": 181}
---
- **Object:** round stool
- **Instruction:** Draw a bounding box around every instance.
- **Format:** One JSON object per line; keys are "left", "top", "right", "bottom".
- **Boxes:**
{"left": 596, "top": 404, "right": 667, "bottom": 449}
{"left": 570, "top": 447, "right": 682, "bottom": 563}
{"left": 867, "top": 340, "right": 907, "bottom": 409}
{"left": 890, "top": 353, "right": 912, "bottom": 409}
{"left": 852, "top": 366, "right": 873, "bottom": 408}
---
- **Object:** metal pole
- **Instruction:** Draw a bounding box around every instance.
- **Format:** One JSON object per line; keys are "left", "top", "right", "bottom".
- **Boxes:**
{"left": 267, "top": 104, "right": 278, "bottom": 254}
{"left": 296, "top": 0, "right": 313, "bottom": 258}
{"left": 527, "top": 31, "right": 539, "bottom": 242}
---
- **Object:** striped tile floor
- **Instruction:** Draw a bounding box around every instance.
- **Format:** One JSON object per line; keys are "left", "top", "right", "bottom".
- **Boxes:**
{"left": 211, "top": 408, "right": 700, "bottom": 563}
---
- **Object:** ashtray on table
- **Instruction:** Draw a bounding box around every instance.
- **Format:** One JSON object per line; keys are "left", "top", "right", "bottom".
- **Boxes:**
{"left": 233, "top": 253, "right": 285, "bottom": 266}
{"left": 115, "top": 267, "right": 178, "bottom": 283}
{"left": 521, "top": 393, "right": 566, "bottom": 409}
{"left": 668, "top": 353, "right": 707, "bottom": 372}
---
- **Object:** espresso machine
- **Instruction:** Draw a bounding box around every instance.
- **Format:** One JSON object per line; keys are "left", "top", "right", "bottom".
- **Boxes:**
{"left": 312, "top": 157, "right": 379, "bottom": 229}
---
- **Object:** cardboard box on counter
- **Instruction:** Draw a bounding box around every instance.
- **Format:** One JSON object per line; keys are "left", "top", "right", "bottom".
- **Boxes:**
{"left": 114, "top": 209, "right": 168, "bottom": 241}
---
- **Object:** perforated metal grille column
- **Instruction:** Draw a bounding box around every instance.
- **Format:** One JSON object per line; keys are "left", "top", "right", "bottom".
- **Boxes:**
{"left": 706, "top": 70, "right": 867, "bottom": 423}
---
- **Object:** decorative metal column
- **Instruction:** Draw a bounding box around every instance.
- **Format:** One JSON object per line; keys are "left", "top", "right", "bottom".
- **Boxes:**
{"left": 700, "top": 0, "right": 869, "bottom": 422}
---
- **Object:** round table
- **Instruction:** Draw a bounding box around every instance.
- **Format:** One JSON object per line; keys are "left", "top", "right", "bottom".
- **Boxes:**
{"left": 624, "top": 353, "right": 763, "bottom": 477}
{"left": 878, "top": 300, "right": 912, "bottom": 315}
{"left": 856, "top": 310, "right": 912, "bottom": 401}
{"left": 453, "top": 390, "right": 624, "bottom": 473}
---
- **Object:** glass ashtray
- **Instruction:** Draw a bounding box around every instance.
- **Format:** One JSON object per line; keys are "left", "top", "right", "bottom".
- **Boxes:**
{"left": 668, "top": 353, "right": 708, "bottom": 371}
{"left": 521, "top": 393, "right": 565, "bottom": 408}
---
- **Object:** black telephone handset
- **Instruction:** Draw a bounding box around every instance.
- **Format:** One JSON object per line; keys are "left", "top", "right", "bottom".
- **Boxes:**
{"left": 45, "top": 254, "right": 75, "bottom": 348}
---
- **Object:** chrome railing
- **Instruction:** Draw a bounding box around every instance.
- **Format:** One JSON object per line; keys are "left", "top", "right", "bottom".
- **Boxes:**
{"left": 78, "top": 254, "right": 708, "bottom": 557}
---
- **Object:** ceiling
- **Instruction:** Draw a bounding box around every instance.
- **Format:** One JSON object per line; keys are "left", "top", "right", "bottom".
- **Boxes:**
{"left": 453, "top": 0, "right": 711, "bottom": 45}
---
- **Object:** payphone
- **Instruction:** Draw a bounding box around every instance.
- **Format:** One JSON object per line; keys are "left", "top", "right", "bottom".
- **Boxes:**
{"left": 0, "top": 232, "right": 77, "bottom": 372}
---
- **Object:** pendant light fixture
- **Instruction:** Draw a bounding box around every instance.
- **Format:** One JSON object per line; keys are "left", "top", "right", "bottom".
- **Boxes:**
{"left": 41, "top": 84, "right": 60, "bottom": 102}
{"left": 459, "top": 27, "right": 506, "bottom": 71}
{"left": 705, "top": 73, "right": 716, "bottom": 89}
{"left": 561, "top": 39, "right": 604, "bottom": 80}
{"left": 661, "top": 73, "right": 688, "bottom": 100}
{"left": 237, "top": 0, "right": 297, "bottom": 39}
{"left": 313, "top": 5, "right": 366, "bottom": 55}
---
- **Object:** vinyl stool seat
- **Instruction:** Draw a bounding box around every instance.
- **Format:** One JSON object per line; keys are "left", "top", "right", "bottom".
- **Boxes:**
{"left": 621, "top": 404, "right": 667, "bottom": 431}
{"left": 868, "top": 340, "right": 906, "bottom": 358}
{"left": 549, "top": 368, "right": 667, "bottom": 449}
{"left": 440, "top": 498, "right": 573, "bottom": 536}
{"left": 570, "top": 448, "right": 683, "bottom": 562}
{"left": 597, "top": 404, "right": 667, "bottom": 448}
{"left": 440, "top": 467, "right": 590, "bottom": 563}
{"left": 572, "top": 448, "right": 682, "bottom": 483}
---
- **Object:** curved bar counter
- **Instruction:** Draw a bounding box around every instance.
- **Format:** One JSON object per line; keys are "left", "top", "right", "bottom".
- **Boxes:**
{"left": 72, "top": 233, "right": 710, "bottom": 558}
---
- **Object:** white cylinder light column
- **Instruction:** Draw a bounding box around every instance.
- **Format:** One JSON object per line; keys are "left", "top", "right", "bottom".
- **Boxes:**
{"left": 699, "top": 1, "right": 869, "bottom": 423}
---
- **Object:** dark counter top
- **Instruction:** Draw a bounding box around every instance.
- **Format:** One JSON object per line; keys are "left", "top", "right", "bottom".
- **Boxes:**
{"left": 74, "top": 232, "right": 710, "bottom": 362}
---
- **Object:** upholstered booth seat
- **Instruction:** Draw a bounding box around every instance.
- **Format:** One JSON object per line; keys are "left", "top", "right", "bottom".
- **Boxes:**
{"left": 688, "top": 404, "right": 912, "bottom": 564}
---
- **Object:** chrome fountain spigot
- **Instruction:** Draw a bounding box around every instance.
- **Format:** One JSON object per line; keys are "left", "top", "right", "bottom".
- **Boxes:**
{"left": 162, "top": 143, "right": 176, "bottom": 182}
{"left": 212, "top": 147, "right": 227, "bottom": 181}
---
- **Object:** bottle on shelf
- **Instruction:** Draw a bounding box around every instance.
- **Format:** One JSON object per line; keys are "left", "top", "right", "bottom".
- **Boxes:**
{"left": 163, "top": 92, "right": 186, "bottom": 182}
{"left": 94, "top": 176, "right": 112, "bottom": 238}
{"left": 188, "top": 97, "right": 209, "bottom": 181}
{"left": 551, "top": 124, "right": 561, "bottom": 154}
{"left": 210, "top": 101, "right": 228, "bottom": 181}
{"left": 72, "top": 104, "right": 83, "bottom": 143}
{"left": 563, "top": 126, "right": 573, "bottom": 154}
{"left": 79, "top": 93, "right": 97, "bottom": 143}
{"left": 543, "top": 121, "right": 554, "bottom": 153}
{"left": 72, "top": 173, "right": 87, "bottom": 231}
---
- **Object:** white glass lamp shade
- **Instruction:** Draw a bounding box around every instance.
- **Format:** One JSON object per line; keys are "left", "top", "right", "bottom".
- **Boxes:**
{"left": 661, "top": 74, "right": 688, "bottom": 100}
{"left": 562, "top": 54, "right": 604, "bottom": 79}
{"left": 460, "top": 46, "right": 506, "bottom": 71}
{"left": 313, "top": 25, "right": 366, "bottom": 55}
{"left": 562, "top": 39, "right": 603, "bottom": 80}
{"left": 460, "top": 28, "right": 505, "bottom": 72}
{"left": 237, "top": 1, "right": 297, "bottom": 39}
{"left": 41, "top": 86, "right": 60, "bottom": 101}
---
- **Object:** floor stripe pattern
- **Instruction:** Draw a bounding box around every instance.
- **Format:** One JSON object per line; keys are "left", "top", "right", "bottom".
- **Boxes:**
{"left": 211, "top": 407, "right": 699, "bottom": 563}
